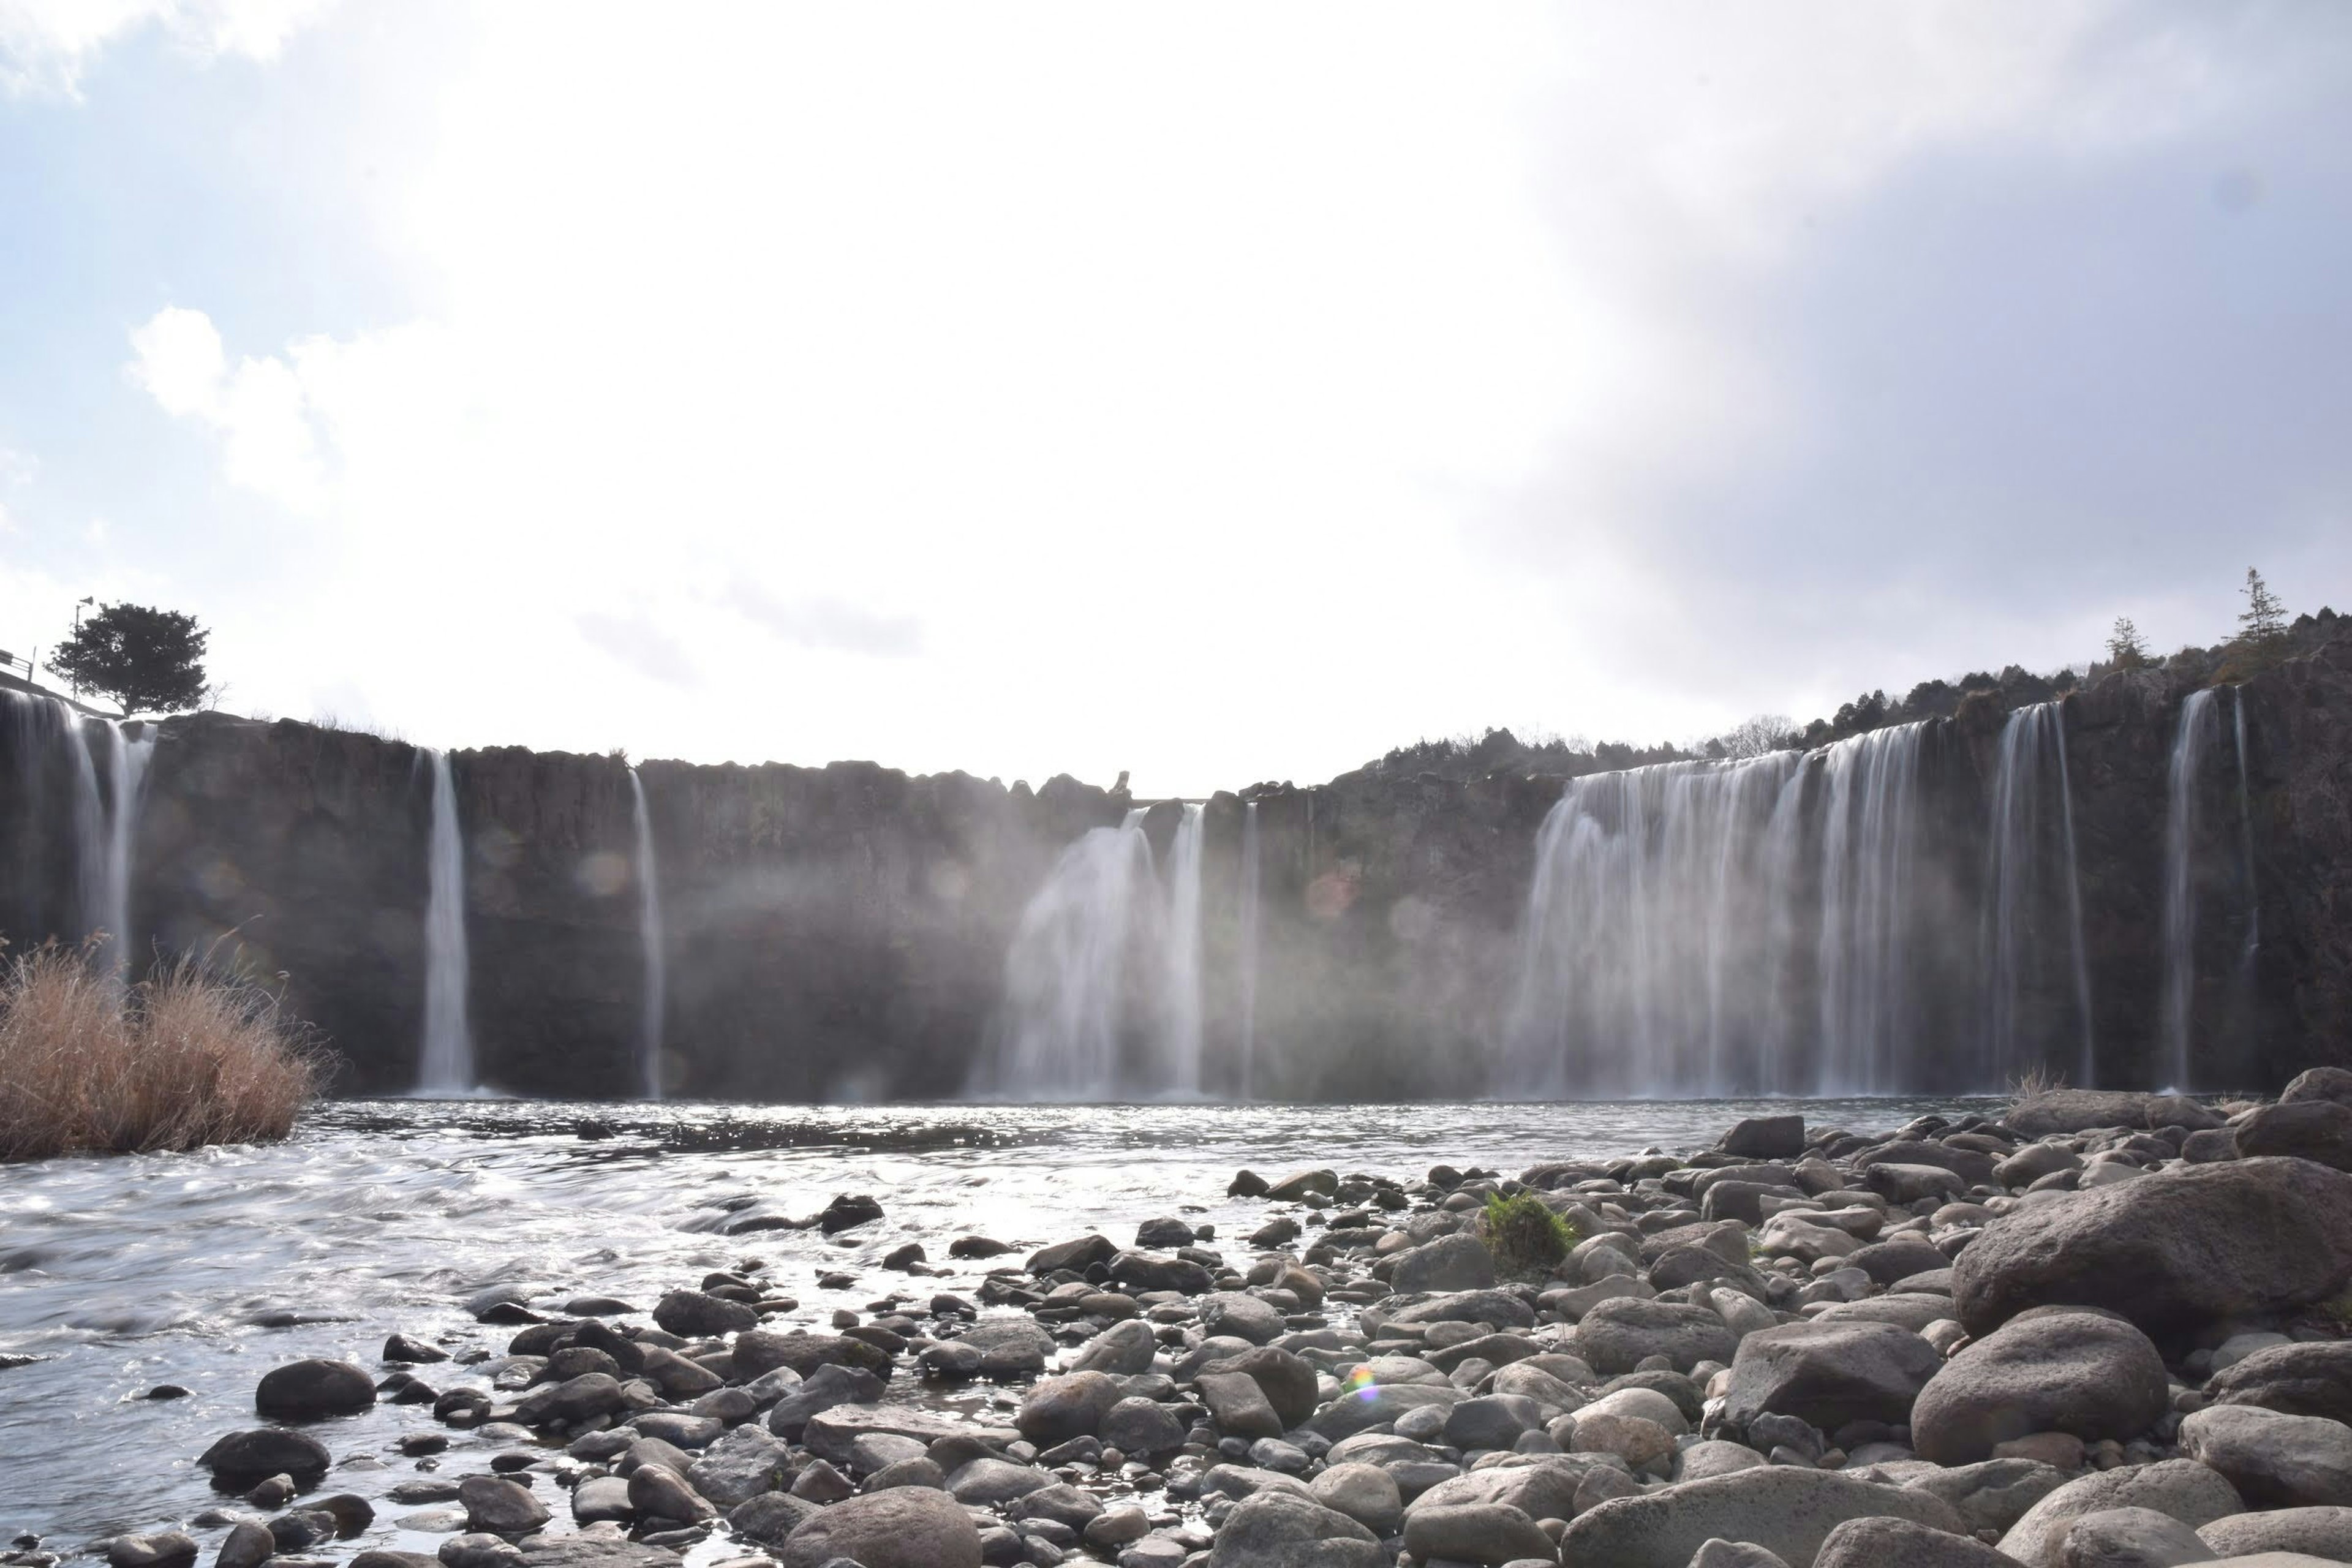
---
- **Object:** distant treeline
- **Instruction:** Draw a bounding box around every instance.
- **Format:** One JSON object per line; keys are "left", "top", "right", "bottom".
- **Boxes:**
{"left": 1357, "top": 601, "right": 2343, "bottom": 785}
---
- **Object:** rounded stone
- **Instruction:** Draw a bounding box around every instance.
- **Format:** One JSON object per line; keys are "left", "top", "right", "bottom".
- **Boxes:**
{"left": 1910, "top": 1308, "right": 2170, "bottom": 1466}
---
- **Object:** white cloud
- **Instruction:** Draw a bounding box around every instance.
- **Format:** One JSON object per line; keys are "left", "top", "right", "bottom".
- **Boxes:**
{"left": 1, "top": 0, "right": 334, "bottom": 92}
{"left": 88, "top": 5, "right": 2348, "bottom": 790}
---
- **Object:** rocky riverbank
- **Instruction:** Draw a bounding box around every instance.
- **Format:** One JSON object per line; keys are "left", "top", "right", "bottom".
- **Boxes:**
{"left": 27, "top": 1079, "right": 2352, "bottom": 1568}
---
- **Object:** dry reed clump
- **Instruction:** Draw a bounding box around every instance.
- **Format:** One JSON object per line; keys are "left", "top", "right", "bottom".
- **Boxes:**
{"left": 0, "top": 943, "right": 322, "bottom": 1161}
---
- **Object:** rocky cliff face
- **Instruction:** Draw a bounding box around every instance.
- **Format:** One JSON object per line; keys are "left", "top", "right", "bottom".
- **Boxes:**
{"left": 2, "top": 631, "right": 2346, "bottom": 1099}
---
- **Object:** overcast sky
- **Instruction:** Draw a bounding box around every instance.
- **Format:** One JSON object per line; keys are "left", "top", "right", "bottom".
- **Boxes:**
{"left": 1, "top": 2, "right": 2346, "bottom": 796}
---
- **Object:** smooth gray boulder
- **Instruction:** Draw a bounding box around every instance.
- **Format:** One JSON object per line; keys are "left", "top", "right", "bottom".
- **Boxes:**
{"left": 1197, "top": 1292, "right": 1285, "bottom": 1346}
{"left": 1722, "top": 1319, "right": 1943, "bottom": 1433}
{"left": 1951, "top": 1159, "right": 2352, "bottom": 1336}
{"left": 1391, "top": 1234, "right": 1497, "bottom": 1294}
{"left": 1400, "top": 1502, "right": 1555, "bottom": 1565}
{"left": 1575, "top": 1296, "right": 1740, "bottom": 1374}
{"left": 1998, "top": 1461, "right": 2246, "bottom": 1568}
{"left": 2059, "top": 1506, "right": 2212, "bottom": 1568}
{"left": 1906, "top": 1459, "right": 2073, "bottom": 1536}
{"left": 1310, "top": 1463, "right": 1401, "bottom": 1535}
{"left": 1691, "top": 1544, "right": 1793, "bottom": 1568}
{"left": 2179, "top": 1405, "right": 2352, "bottom": 1508}
{"left": 255, "top": 1359, "right": 377, "bottom": 1420}
{"left": 1403, "top": 1458, "right": 1595, "bottom": 1525}
{"left": 2237, "top": 1102, "right": 2352, "bottom": 1172}
{"left": 458, "top": 1476, "right": 550, "bottom": 1536}
{"left": 686, "top": 1425, "right": 791, "bottom": 1508}
{"left": 777, "top": 1485, "right": 981, "bottom": 1568}
{"left": 802, "top": 1404, "right": 1016, "bottom": 1467}
{"left": 1205, "top": 1489, "right": 1384, "bottom": 1568}
{"left": 2209, "top": 1343, "right": 2352, "bottom": 1425}
{"left": 1016, "top": 1371, "right": 1124, "bottom": 1444}
{"left": 1069, "top": 1318, "right": 1158, "bottom": 1375}
{"left": 1912, "top": 1308, "right": 2171, "bottom": 1464}
{"left": 1559, "top": 1463, "right": 1967, "bottom": 1567}
{"left": 2195, "top": 1506, "right": 2352, "bottom": 1562}
{"left": 1814, "top": 1515, "right": 2020, "bottom": 1568}
{"left": 2006, "top": 1091, "right": 2159, "bottom": 1136}
{"left": 1721, "top": 1115, "right": 1807, "bottom": 1160}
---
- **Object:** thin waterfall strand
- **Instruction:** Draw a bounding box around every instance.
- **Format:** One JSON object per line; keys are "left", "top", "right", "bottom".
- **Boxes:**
{"left": 1981, "top": 703, "right": 2095, "bottom": 1088}
{"left": 2158, "top": 688, "right": 2220, "bottom": 1092}
{"left": 628, "top": 768, "right": 666, "bottom": 1101}
{"left": 418, "top": 749, "right": 475, "bottom": 1095}
{"left": 1163, "top": 804, "right": 1206, "bottom": 1096}
{"left": 100, "top": 721, "right": 154, "bottom": 976}
{"left": 1238, "top": 801, "right": 1261, "bottom": 1101}
{"left": 1815, "top": 723, "right": 1925, "bottom": 1093}
{"left": 2233, "top": 687, "right": 2259, "bottom": 970}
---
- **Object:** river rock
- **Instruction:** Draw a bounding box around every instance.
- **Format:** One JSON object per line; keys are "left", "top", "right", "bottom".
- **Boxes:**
{"left": 777, "top": 1484, "right": 979, "bottom": 1568}
{"left": 802, "top": 1404, "right": 1014, "bottom": 1468}
{"left": 1071, "top": 1318, "right": 1158, "bottom": 1375}
{"left": 2007, "top": 1092, "right": 2160, "bottom": 1136}
{"left": 1401, "top": 1501, "right": 1555, "bottom": 1564}
{"left": 1201, "top": 1346, "right": 1321, "bottom": 1428}
{"left": 1722, "top": 1319, "right": 1943, "bottom": 1433}
{"left": 2195, "top": 1506, "right": 2352, "bottom": 1561}
{"left": 1109, "top": 1250, "right": 1214, "bottom": 1295}
{"left": 2237, "top": 1102, "right": 2352, "bottom": 1171}
{"left": 1305, "top": 1381, "right": 1461, "bottom": 1441}
{"left": 570, "top": 1476, "right": 631, "bottom": 1524}
{"left": 197, "top": 1429, "right": 332, "bottom": 1490}
{"left": 1206, "top": 1489, "right": 1383, "bottom": 1568}
{"left": 2209, "top": 1343, "right": 2352, "bottom": 1425}
{"left": 107, "top": 1533, "right": 197, "bottom": 1568}
{"left": 1813, "top": 1516, "right": 2017, "bottom": 1568}
{"left": 736, "top": 1330, "right": 891, "bottom": 1382}
{"left": 1100, "top": 1395, "right": 1185, "bottom": 1456}
{"left": 1310, "top": 1463, "right": 1402, "bottom": 1534}
{"left": 516, "top": 1544, "right": 679, "bottom": 1568}
{"left": 1721, "top": 1115, "right": 1807, "bottom": 1160}
{"left": 956, "top": 1316, "right": 1057, "bottom": 1377}
{"left": 216, "top": 1521, "right": 276, "bottom": 1568}
{"left": 627, "top": 1464, "right": 714, "bottom": 1525}
{"left": 439, "top": 1534, "right": 524, "bottom": 1568}
{"left": 1575, "top": 1296, "right": 1740, "bottom": 1374}
{"left": 1951, "top": 1158, "right": 2352, "bottom": 1336}
{"left": 514, "top": 1372, "right": 628, "bottom": 1428}
{"left": 687, "top": 1423, "right": 791, "bottom": 1507}
{"left": 652, "top": 1289, "right": 756, "bottom": 1337}
{"left": 1561, "top": 1464, "right": 1967, "bottom": 1567}
{"left": 1197, "top": 1292, "right": 1285, "bottom": 1345}
{"left": 1197, "top": 1371, "right": 1284, "bottom": 1439}
{"left": 254, "top": 1359, "right": 377, "bottom": 1420}
{"left": 1392, "top": 1234, "right": 1497, "bottom": 1294}
{"left": 1997, "top": 1460, "right": 2247, "bottom": 1567}
{"left": 2057, "top": 1506, "right": 2212, "bottom": 1568}
{"left": 1912, "top": 1308, "right": 2170, "bottom": 1464}
{"left": 459, "top": 1476, "right": 551, "bottom": 1536}
{"left": 1401, "top": 1456, "right": 1593, "bottom": 1524}
{"left": 1017, "top": 1371, "right": 1123, "bottom": 1444}
{"left": 1390, "top": 1287, "right": 1537, "bottom": 1329}
{"left": 2178, "top": 1404, "right": 2352, "bottom": 1507}
{"left": 1905, "top": 1459, "right": 2073, "bottom": 1536}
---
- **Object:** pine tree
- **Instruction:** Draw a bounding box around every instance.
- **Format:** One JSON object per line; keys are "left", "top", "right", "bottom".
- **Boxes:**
{"left": 2239, "top": 568, "right": 2288, "bottom": 666}
{"left": 2106, "top": 616, "right": 2150, "bottom": 671}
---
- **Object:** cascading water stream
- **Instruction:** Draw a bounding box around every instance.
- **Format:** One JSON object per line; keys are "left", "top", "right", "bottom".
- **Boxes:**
{"left": 1503, "top": 750, "right": 1807, "bottom": 1098}
{"left": 1815, "top": 723, "right": 1925, "bottom": 1094}
{"left": 2158, "top": 688, "right": 2220, "bottom": 1092}
{"left": 2233, "top": 687, "right": 2259, "bottom": 974}
{"left": 1163, "top": 804, "right": 1206, "bottom": 1096}
{"left": 49, "top": 708, "right": 155, "bottom": 976}
{"left": 979, "top": 804, "right": 1215, "bottom": 1099}
{"left": 1981, "top": 702, "right": 2095, "bottom": 1088}
{"left": 628, "top": 768, "right": 666, "bottom": 1101}
{"left": 1237, "top": 801, "right": 1260, "bottom": 1101}
{"left": 417, "top": 749, "right": 475, "bottom": 1095}
{"left": 100, "top": 722, "right": 155, "bottom": 976}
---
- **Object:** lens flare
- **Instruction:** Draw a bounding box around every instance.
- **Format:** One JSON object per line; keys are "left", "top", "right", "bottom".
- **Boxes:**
{"left": 1346, "top": 1364, "right": 1379, "bottom": 1403}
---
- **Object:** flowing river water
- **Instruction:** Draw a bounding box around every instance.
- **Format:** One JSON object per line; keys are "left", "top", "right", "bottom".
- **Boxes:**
{"left": 0, "top": 1096, "right": 1993, "bottom": 1556}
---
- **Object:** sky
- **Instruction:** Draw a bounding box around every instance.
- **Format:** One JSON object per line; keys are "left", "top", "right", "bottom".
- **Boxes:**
{"left": 0, "top": 1, "right": 2346, "bottom": 797}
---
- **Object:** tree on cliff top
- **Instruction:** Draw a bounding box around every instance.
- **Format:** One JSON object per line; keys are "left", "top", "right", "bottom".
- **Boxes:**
{"left": 44, "top": 603, "right": 209, "bottom": 717}
{"left": 2238, "top": 568, "right": 2288, "bottom": 666}
{"left": 2106, "top": 616, "right": 2150, "bottom": 670}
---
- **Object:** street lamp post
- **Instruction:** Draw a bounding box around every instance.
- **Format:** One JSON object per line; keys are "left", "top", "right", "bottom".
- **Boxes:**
{"left": 70, "top": 596, "right": 92, "bottom": 697}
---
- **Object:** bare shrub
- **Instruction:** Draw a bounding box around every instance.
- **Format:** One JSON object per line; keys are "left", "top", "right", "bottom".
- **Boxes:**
{"left": 0, "top": 943, "right": 322, "bottom": 1161}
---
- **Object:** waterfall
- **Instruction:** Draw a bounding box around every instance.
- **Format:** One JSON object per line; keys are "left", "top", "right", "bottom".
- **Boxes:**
{"left": 2233, "top": 687, "right": 2259, "bottom": 970}
{"left": 1814, "top": 722, "right": 1926, "bottom": 1093}
{"left": 1502, "top": 751, "right": 1805, "bottom": 1098}
{"left": 417, "top": 748, "right": 475, "bottom": 1095}
{"left": 979, "top": 804, "right": 1212, "bottom": 1100}
{"left": 1164, "top": 803, "right": 1206, "bottom": 1095}
{"left": 628, "top": 768, "right": 666, "bottom": 1100}
{"left": 1237, "top": 801, "right": 1261, "bottom": 1100}
{"left": 50, "top": 709, "right": 154, "bottom": 976}
{"left": 1981, "top": 702, "right": 2096, "bottom": 1088}
{"left": 2158, "top": 688, "right": 2220, "bottom": 1091}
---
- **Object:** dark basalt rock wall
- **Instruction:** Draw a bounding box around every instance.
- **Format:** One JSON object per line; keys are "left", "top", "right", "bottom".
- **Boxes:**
{"left": 1, "top": 631, "right": 2347, "bottom": 1099}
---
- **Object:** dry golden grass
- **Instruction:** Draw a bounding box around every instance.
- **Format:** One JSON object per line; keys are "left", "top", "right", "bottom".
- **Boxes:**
{"left": 2007, "top": 1063, "right": 2069, "bottom": 1102}
{"left": 0, "top": 943, "right": 321, "bottom": 1161}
